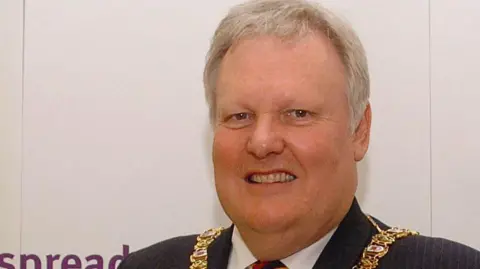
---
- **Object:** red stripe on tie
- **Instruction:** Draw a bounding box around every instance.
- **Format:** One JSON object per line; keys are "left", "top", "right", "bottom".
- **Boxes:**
{"left": 252, "top": 261, "right": 268, "bottom": 269}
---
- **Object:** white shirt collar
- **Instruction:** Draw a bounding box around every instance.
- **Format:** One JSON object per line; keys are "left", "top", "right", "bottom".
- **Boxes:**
{"left": 227, "top": 226, "right": 336, "bottom": 269}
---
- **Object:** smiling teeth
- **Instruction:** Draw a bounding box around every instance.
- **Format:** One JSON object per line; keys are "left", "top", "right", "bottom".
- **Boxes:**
{"left": 249, "top": 173, "right": 296, "bottom": 183}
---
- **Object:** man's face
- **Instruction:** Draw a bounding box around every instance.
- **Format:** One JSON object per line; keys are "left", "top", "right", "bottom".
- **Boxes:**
{"left": 212, "top": 34, "right": 370, "bottom": 234}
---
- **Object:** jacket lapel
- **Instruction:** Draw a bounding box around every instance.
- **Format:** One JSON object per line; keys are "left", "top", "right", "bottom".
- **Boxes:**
{"left": 207, "top": 224, "right": 234, "bottom": 269}
{"left": 312, "top": 198, "right": 374, "bottom": 269}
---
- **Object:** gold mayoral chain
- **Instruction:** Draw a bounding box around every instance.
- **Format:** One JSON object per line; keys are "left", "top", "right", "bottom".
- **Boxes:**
{"left": 189, "top": 215, "right": 419, "bottom": 269}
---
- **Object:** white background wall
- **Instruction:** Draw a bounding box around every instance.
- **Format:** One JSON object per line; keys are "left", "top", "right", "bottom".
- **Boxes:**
{"left": 0, "top": 0, "right": 22, "bottom": 257}
{"left": 1, "top": 0, "right": 479, "bottom": 267}
{"left": 430, "top": 0, "right": 480, "bottom": 247}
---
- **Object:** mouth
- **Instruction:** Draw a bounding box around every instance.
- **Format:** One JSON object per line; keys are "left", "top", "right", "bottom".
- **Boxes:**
{"left": 245, "top": 171, "right": 297, "bottom": 184}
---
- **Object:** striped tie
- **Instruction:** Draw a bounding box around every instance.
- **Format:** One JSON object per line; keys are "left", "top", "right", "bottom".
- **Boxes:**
{"left": 246, "top": 260, "right": 288, "bottom": 269}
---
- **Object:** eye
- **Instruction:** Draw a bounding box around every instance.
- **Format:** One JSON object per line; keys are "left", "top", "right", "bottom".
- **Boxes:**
{"left": 287, "top": 109, "right": 312, "bottom": 119}
{"left": 290, "top": 109, "right": 309, "bottom": 118}
{"left": 284, "top": 109, "right": 315, "bottom": 125}
{"left": 221, "top": 112, "right": 254, "bottom": 129}
{"left": 231, "top": 112, "right": 250, "bottom": 121}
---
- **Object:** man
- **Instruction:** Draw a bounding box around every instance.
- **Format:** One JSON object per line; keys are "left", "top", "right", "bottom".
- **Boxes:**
{"left": 119, "top": 0, "right": 480, "bottom": 268}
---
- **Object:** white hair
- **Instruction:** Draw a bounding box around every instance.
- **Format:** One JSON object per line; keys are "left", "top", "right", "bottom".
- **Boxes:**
{"left": 203, "top": 0, "right": 370, "bottom": 131}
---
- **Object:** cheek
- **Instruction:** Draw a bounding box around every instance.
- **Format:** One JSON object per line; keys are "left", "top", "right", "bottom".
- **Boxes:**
{"left": 286, "top": 128, "right": 343, "bottom": 164}
{"left": 212, "top": 129, "right": 245, "bottom": 174}
{"left": 286, "top": 127, "right": 352, "bottom": 187}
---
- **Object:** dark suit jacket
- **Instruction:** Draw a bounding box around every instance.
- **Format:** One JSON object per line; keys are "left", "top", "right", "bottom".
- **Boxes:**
{"left": 118, "top": 199, "right": 480, "bottom": 268}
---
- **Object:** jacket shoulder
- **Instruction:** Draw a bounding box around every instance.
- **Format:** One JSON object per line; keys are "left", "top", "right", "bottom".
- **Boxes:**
{"left": 381, "top": 234, "right": 480, "bottom": 268}
{"left": 118, "top": 234, "right": 198, "bottom": 269}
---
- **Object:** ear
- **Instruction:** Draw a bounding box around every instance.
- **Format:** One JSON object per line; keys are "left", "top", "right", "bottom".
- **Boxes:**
{"left": 353, "top": 103, "right": 372, "bottom": 162}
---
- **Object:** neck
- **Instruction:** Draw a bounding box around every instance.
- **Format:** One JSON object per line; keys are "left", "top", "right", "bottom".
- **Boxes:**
{"left": 236, "top": 201, "right": 351, "bottom": 261}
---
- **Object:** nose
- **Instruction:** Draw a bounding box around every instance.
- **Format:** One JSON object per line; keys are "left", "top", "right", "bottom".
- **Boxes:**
{"left": 246, "top": 116, "right": 285, "bottom": 159}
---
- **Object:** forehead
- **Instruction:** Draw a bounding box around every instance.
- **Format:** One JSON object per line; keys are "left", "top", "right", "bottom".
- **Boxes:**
{"left": 215, "top": 33, "right": 346, "bottom": 103}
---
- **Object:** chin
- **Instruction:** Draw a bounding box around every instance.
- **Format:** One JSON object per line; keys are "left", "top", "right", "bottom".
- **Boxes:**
{"left": 217, "top": 187, "right": 301, "bottom": 233}
{"left": 233, "top": 205, "right": 299, "bottom": 234}
{"left": 246, "top": 219, "right": 295, "bottom": 234}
